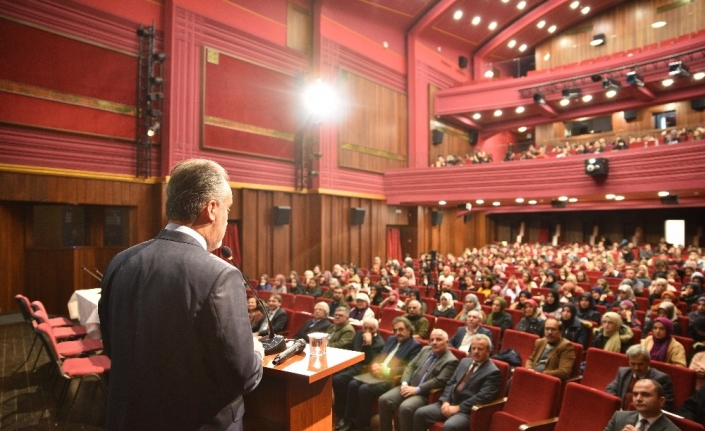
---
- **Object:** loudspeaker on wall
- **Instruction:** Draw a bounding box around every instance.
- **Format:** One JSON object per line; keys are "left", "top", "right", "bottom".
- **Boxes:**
{"left": 623, "top": 110, "right": 637, "bottom": 122}
{"left": 585, "top": 158, "right": 608, "bottom": 176}
{"left": 458, "top": 56, "right": 468, "bottom": 69}
{"left": 691, "top": 98, "right": 705, "bottom": 111}
{"left": 660, "top": 195, "right": 679, "bottom": 205}
{"left": 432, "top": 129, "right": 444, "bottom": 145}
{"left": 431, "top": 210, "right": 444, "bottom": 226}
{"left": 551, "top": 200, "right": 567, "bottom": 208}
{"left": 273, "top": 206, "right": 291, "bottom": 225}
{"left": 468, "top": 129, "right": 478, "bottom": 145}
{"left": 350, "top": 207, "right": 366, "bottom": 225}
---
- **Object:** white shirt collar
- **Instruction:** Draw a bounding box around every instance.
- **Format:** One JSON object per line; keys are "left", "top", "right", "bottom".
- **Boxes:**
{"left": 165, "top": 223, "right": 207, "bottom": 250}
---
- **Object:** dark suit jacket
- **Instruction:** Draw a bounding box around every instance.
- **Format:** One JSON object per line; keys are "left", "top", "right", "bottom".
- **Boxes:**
{"left": 257, "top": 307, "right": 288, "bottom": 336}
{"left": 326, "top": 322, "right": 355, "bottom": 349}
{"left": 525, "top": 337, "right": 576, "bottom": 381}
{"left": 449, "top": 326, "right": 493, "bottom": 350}
{"left": 677, "top": 385, "right": 705, "bottom": 426}
{"left": 293, "top": 318, "right": 331, "bottom": 341}
{"left": 439, "top": 358, "right": 502, "bottom": 414}
{"left": 372, "top": 335, "right": 423, "bottom": 381}
{"left": 605, "top": 367, "right": 675, "bottom": 411}
{"left": 99, "top": 229, "right": 263, "bottom": 431}
{"left": 348, "top": 330, "right": 385, "bottom": 374}
{"left": 604, "top": 411, "right": 680, "bottom": 431}
{"left": 401, "top": 346, "right": 459, "bottom": 395}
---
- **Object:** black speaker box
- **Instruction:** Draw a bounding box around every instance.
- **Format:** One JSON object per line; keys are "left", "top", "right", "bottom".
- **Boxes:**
{"left": 551, "top": 200, "right": 567, "bottom": 208}
{"left": 660, "top": 195, "right": 679, "bottom": 205}
{"left": 350, "top": 207, "right": 366, "bottom": 225}
{"left": 624, "top": 110, "right": 637, "bottom": 122}
{"left": 432, "top": 129, "right": 444, "bottom": 145}
{"left": 431, "top": 210, "right": 444, "bottom": 226}
{"left": 273, "top": 206, "right": 291, "bottom": 225}
{"left": 585, "top": 158, "right": 608, "bottom": 176}
{"left": 458, "top": 56, "right": 468, "bottom": 69}
{"left": 468, "top": 129, "right": 478, "bottom": 145}
{"left": 463, "top": 213, "right": 473, "bottom": 223}
{"left": 691, "top": 98, "right": 705, "bottom": 111}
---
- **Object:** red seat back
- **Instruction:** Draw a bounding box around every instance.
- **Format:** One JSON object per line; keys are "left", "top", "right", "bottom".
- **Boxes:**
{"left": 650, "top": 359, "right": 697, "bottom": 411}
{"left": 435, "top": 317, "right": 463, "bottom": 337}
{"left": 481, "top": 324, "right": 501, "bottom": 354}
{"left": 581, "top": 348, "right": 628, "bottom": 391}
{"left": 379, "top": 308, "right": 406, "bottom": 331}
{"left": 289, "top": 311, "right": 313, "bottom": 339}
{"left": 554, "top": 383, "right": 621, "bottom": 431}
{"left": 500, "top": 329, "right": 539, "bottom": 366}
{"left": 293, "top": 294, "right": 314, "bottom": 313}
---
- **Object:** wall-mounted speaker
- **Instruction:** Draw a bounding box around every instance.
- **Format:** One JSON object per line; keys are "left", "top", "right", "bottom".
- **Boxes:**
{"left": 432, "top": 129, "right": 444, "bottom": 145}
{"left": 431, "top": 210, "right": 444, "bottom": 226}
{"left": 463, "top": 213, "right": 473, "bottom": 223}
{"left": 624, "top": 110, "right": 637, "bottom": 122}
{"left": 468, "top": 129, "right": 478, "bottom": 145}
{"left": 551, "top": 200, "right": 567, "bottom": 208}
{"left": 458, "top": 56, "right": 468, "bottom": 69}
{"left": 350, "top": 207, "right": 366, "bottom": 225}
{"left": 585, "top": 158, "right": 608, "bottom": 176}
{"left": 691, "top": 98, "right": 705, "bottom": 111}
{"left": 273, "top": 206, "right": 291, "bottom": 225}
{"left": 660, "top": 195, "right": 679, "bottom": 205}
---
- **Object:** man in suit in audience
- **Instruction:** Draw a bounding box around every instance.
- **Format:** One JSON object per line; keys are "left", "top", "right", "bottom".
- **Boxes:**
{"left": 338, "top": 317, "right": 422, "bottom": 431}
{"left": 525, "top": 317, "right": 576, "bottom": 381}
{"left": 449, "top": 310, "right": 493, "bottom": 353}
{"left": 293, "top": 302, "right": 331, "bottom": 341}
{"left": 254, "top": 294, "right": 288, "bottom": 337}
{"left": 327, "top": 306, "right": 355, "bottom": 349}
{"left": 412, "top": 334, "right": 502, "bottom": 431}
{"left": 604, "top": 379, "right": 680, "bottom": 431}
{"left": 605, "top": 344, "right": 674, "bottom": 411}
{"left": 677, "top": 384, "right": 705, "bottom": 426}
{"left": 378, "top": 329, "right": 459, "bottom": 431}
{"left": 329, "top": 286, "right": 350, "bottom": 318}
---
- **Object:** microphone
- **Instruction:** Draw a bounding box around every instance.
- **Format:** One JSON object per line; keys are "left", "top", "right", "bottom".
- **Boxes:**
{"left": 221, "top": 246, "right": 286, "bottom": 355}
{"left": 271, "top": 338, "right": 306, "bottom": 366}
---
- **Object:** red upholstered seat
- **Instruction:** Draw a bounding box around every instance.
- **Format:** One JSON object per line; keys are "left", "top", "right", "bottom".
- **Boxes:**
{"left": 500, "top": 329, "right": 539, "bottom": 367}
{"left": 55, "top": 338, "right": 104, "bottom": 358}
{"left": 481, "top": 324, "right": 501, "bottom": 354}
{"left": 31, "top": 301, "right": 87, "bottom": 340}
{"left": 664, "top": 412, "right": 705, "bottom": 431}
{"left": 580, "top": 348, "right": 628, "bottom": 391}
{"left": 650, "top": 359, "right": 696, "bottom": 411}
{"left": 435, "top": 317, "right": 463, "bottom": 337}
{"left": 293, "top": 294, "right": 314, "bottom": 312}
{"left": 379, "top": 308, "right": 406, "bottom": 331}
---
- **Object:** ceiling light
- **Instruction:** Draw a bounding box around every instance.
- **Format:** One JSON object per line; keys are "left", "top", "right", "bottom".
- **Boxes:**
{"left": 494, "top": 109, "right": 503, "bottom": 117}
{"left": 147, "top": 121, "right": 160, "bottom": 137}
{"left": 533, "top": 92, "right": 546, "bottom": 104}
{"left": 515, "top": 106, "right": 525, "bottom": 114}
{"left": 502, "top": 0, "right": 510, "bottom": 3}
{"left": 581, "top": 6, "right": 590, "bottom": 14}
{"left": 508, "top": 40, "right": 517, "bottom": 48}
{"left": 548, "top": 25, "right": 557, "bottom": 33}
{"left": 519, "top": 44, "right": 527, "bottom": 52}
{"left": 590, "top": 33, "right": 605, "bottom": 46}
{"left": 489, "top": 21, "right": 497, "bottom": 30}
{"left": 382, "top": 41, "right": 389, "bottom": 48}
{"left": 568, "top": 198, "right": 578, "bottom": 203}
{"left": 559, "top": 99, "right": 570, "bottom": 106}
{"left": 484, "top": 69, "right": 495, "bottom": 78}
{"left": 517, "top": 1, "right": 526, "bottom": 9}
{"left": 605, "top": 89, "right": 617, "bottom": 98}
{"left": 651, "top": 21, "right": 666, "bottom": 28}
{"left": 558, "top": 196, "right": 568, "bottom": 201}
{"left": 582, "top": 94, "right": 593, "bottom": 102}
{"left": 694, "top": 72, "right": 705, "bottom": 80}
{"left": 472, "top": 16, "right": 481, "bottom": 25}
{"left": 492, "top": 201, "right": 501, "bottom": 206}
{"left": 437, "top": 46, "right": 442, "bottom": 52}
{"left": 518, "top": 126, "right": 527, "bottom": 132}
{"left": 614, "top": 195, "right": 625, "bottom": 201}
{"left": 544, "top": 53, "right": 551, "bottom": 61}
{"left": 626, "top": 71, "right": 644, "bottom": 86}
{"left": 439, "top": 200, "right": 447, "bottom": 205}
{"left": 472, "top": 113, "right": 482, "bottom": 120}
{"left": 662, "top": 78, "right": 674, "bottom": 87}
{"left": 591, "top": 74, "right": 602, "bottom": 82}
{"left": 476, "top": 199, "right": 484, "bottom": 204}
{"left": 570, "top": 1, "right": 580, "bottom": 9}
{"left": 603, "top": 78, "right": 621, "bottom": 90}
{"left": 658, "top": 191, "right": 670, "bottom": 197}
{"left": 537, "top": 20, "right": 546, "bottom": 29}
{"left": 515, "top": 198, "right": 525, "bottom": 203}
{"left": 562, "top": 88, "right": 581, "bottom": 98}
{"left": 669, "top": 61, "right": 690, "bottom": 77}
{"left": 605, "top": 194, "right": 615, "bottom": 199}
{"left": 453, "top": 10, "right": 463, "bottom": 20}
{"left": 528, "top": 200, "right": 537, "bottom": 205}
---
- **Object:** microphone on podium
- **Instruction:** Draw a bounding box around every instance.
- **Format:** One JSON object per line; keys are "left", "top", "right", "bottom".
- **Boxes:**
{"left": 221, "top": 246, "right": 286, "bottom": 355}
{"left": 271, "top": 338, "right": 306, "bottom": 366}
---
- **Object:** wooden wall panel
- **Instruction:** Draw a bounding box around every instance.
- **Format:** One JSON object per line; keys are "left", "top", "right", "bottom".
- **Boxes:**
{"left": 0, "top": 203, "right": 25, "bottom": 314}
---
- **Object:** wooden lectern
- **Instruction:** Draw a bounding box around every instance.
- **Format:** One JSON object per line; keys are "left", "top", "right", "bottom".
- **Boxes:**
{"left": 243, "top": 345, "right": 363, "bottom": 431}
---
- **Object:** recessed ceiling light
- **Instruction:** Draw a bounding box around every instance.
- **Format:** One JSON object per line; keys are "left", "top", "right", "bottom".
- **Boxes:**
{"left": 537, "top": 20, "right": 546, "bottom": 29}
{"left": 614, "top": 195, "right": 625, "bottom": 201}
{"left": 544, "top": 53, "right": 551, "bottom": 61}
{"left": 489, "top": 21, "right": 497, "bottom": 30}
{"left": 517, "top": 1, "right": 526, "bottom": 9}
{"left": 560, "top": 99, "right": 570, "bottom": 106}
{"left": 662, "top": 78, "right": 674, "bottom": 87}
{"left": 382, "top": 41, "right": 389, "bottom": 48}
{"left": 558, "top": 196, "right": 568, "bottom": 201}
{"left": 548, "top": 25, "right": 557, "bottom": 33}
{"left": 502, "top": 0, "right": 510, "bottom": 3}
{"left": 694, "top": 72, "right": 705, "bottom": 80}
{"left": 472, "top": 113, "right": 482, "bottom": 120}
{"left": 582, "top": 94, "right": 593, "bottom": 102}
{"left": 516, "top": 106, "right": 525, "bottom": 114}
{"left": 493, "top": 201, "right": 501, "bottom": 206}
{"left": 605, "top": 89, "right": 617, "bottom": 98}
{"left": 508, "top": 40, "right": 517, "bottom": 48}
{"left": 494, "top": 109, "right": 503, "bottom": 117}
{"left": 476, "top": 199, "right": 484, "bottom": 204}
{"left": 439, "top": 200, "right": 447, "bottom": 205}
{"left": 519, "top": 44, "right": 527, "bottom": 52}
{"left": 516, "top": 198, "right": 525, "bottom": 203}
{"left": 484, "top": 69, "right": 495, "bottom": 78}
{"left": 528, "top": 200, "right": 537, "bottom": 205}
{"left": 658, "top": 191, "right": 670, "bottom": 197}
{"left": 568, "top": 198, "right": 578, "bottom": 203}
{"left": 581, "top": 6, "right": 590, "bottom": 14}
{"left": 518, "top": 126, "right": 527, "bottom": 132}
{"left": 570, "top": 1, "right": 580, "bottom": 9}
{"left": 651, "top": 21, "right": 666, "bottom": 28}
{"left": 605, "top": 194, "right": 615, "bottom": 199}
{"left": 472, "top": 16, "right": 481, "bottom": 25}
{"left": 453, "top": 10, "right": 464, "bottom": 20}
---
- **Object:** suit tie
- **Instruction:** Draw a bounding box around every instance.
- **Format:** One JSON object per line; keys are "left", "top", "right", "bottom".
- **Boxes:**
{"left": 454, "top": 362, "right": 477, "bottom": 394}
{"left": 638, "top": 418, "right": 649, "bottom": 431}
{"left": 409, "top": 353, "right": 437, "bottom": 387}
{"left": 623, "top": 375, "right": 640, "bottom": 409}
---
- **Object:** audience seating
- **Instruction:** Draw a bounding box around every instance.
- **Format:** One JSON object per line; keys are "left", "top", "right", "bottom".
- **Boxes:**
{"left": 649, "top": 360, "right": 696, "bottom": 411}
{"left": 664, "top": 412, "right": 705, "bottom": 431}
{"left": 434, "top": 317, "right": 463, "bottom": 338}
{"left": 673, "top": 334, "right": 694, "bottom": 360}
{"left": 379, "top": 308, "right": 406, "bottom": 331}
{"left": 506, "top": 308, "right": 524, "bottom": 328}
{"left": 31, "top": 302, "right": 87, "bottom": 341}
{"left": 257, "top": 290, "right": 272, "bottom": 301}
{"left": 293, "top": 295, "right": 314, "bottom": 313}
{"left": 580, "top": 348, "right": 628, "bottom": 391}
{"left": 500, "top": 329, "right": 540, "bottom": 367}
{"left": 482, "top": 324, "right": 502, "bottom": 354}
{"left": 288, "top": 311, "right": 313, "bottom": 339}
{"left": 279, "top": 293, "right": 296, "bottom": 309}
{"left": 279, "top": 308, "right": 296, "bottom": 336}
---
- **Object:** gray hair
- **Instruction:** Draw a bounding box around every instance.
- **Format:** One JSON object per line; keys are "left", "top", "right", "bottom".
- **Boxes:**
{"left": 315, "top": 302, "right": 330, "bottom": 314}
{"left": 470, "top": 333, "right": 493, "bottom": 351}
{"left": 166, "top": 159, "right": 230, "bottom": 223}
{"left": 361, "top": 317, "right": 378, "bottom": 330}
{"left": 626, "top": 344, "right": 651, "bottom": 360}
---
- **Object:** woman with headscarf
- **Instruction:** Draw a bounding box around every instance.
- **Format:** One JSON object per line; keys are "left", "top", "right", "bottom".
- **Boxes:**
{"left": 641, "top": 317, "right": 687, "bottom": 366}
{"left": 486, "top": 297, "right": 513, "bottom": 336}
{"left": 541, "top": 289, "right": 562, "bottom": 319}
{"left": 379, "top": 289, "right": 404, "bottom": 311}
{"left": 576, "top": 292, "right": 600, "bottom": 324}
{"left": 591, "top": 286, "right": 610, "bottom": 307}
{"left": 515, "top": 299, "right": 545, "bottom": 336}
{"left": 485, "top": 285, "right": 502, "bottom": 306}
{"left": 593, "top": 312, "right": 633, "bottom": 353}
{"left": 561, "top": 303, "right": 589, "bottom": 349}
{"left": 288, "top": 271, "right": 305, "bottom": 295}
{"left": 617, "top": 299, "right": 642, "bottom": 329}
{"left": 455, "top": 293, "right": 483, "bottom": 322}
{"left": 612, "top": 284, "right": 637, "bottom": 310}
{"left": 509, "top": 290, "right": 532, "bottom": 310}
{"left": 644, "top": 301, "right": 681, "bottom": 335}
{"left": 654, "top": 290, "right": 683, "bottom": 316}
{"left": 433, "top": 292, "right": 457, "bottom": 319}
{"left": 541, "top": 270, "right": 561, "bottom": 290}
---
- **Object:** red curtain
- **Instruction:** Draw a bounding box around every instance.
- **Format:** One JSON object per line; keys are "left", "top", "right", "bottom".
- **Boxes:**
{"left": 212, "top": 222, "right": 241, "bottom": 267}
{"left": 386, "top": 227, "right": 402, "bottom": 261}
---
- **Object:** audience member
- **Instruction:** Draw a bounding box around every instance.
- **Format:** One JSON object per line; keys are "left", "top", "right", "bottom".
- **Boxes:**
{"left": 640, "top": 317, "right": 687, "bottom": 367}
{"left": 254, "top": 294, "right": 288, "bottom": 337}
{"left": 248, "top": 297, "right": 264, "bottom": 332}
{"left": 455, "top": 293, "right": 483, "bottom": 322}
{"left": 327, "top": 306, "right": 355, "bottom": 349}
{"left": 576, "top": 292, "right": 600, "bottom": 324}
{"left": 525, "top": 317, "right": 576, "bottom": 381}
{"left": 349, "top": 293, "right": 376, "bottom": 325}
{"left": 380, "top": 289, "right": 405, "bottom": 311}
{"left": 329, "top": 286, "right": 350, "bottom": 318}
{"left": 433, "top": 292, "right": 458, "bottom": 319}
{"left": 271, "top": 274, "right": 287, "bottom": 293}
{"left": 605, "top": 345, "right": 674, "bottom": 411}
{"left": 677, "top": 385, "right": 705, "bottom": 426}
{"left": 560, "top": 303, "right": 589, "bottom": 349}
{"left": 404, "top": 300, "right": 430, "bottom": 340}
{"left": 603, "top": 379, "right": 680, "bottom": 431}
{"left": 450, "top": 310, "right": 493, "bottom": 353}
{"left": 292, "top": 302, "right": 331, "bottom": 341}
{"left": 541, "top": 289, "right": 562, "bottom": 319}
{"left": 515, "top": 299, "right": 545, "bottom": 336}
{"left": 593, "top": 312, "right": 633, "bottom": 354}
{"left": 618, "top": 300, "right": 642, "bottom": 329}
{"left": 486, "top": 297, "right": 512, "bottom": 336}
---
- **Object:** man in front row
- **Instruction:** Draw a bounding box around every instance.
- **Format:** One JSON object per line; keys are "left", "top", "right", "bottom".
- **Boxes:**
{"left": 413, "top": 334, "right": 502, "bottom": 431}
{"left": 605, "top": 345, "right": 674, "bottom": 411}
{"left": 604, "top": 379, "right": 680, "bottom": 431}
{"left": 378, "top": 329, "right": 459, "bottom": 431}
{"left": 327, "top": 306, "right": 355, "bottom": 349}
{"left": 292, "top": 302, "right": 331, "bottom": 341}
{"left": 525, "top": 317, "right": 575, "bottom": 381}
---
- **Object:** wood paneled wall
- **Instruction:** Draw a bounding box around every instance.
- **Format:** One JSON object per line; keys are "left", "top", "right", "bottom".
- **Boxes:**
{"left": 420, "top": 208, "right": 491, "bottom": 257}
{"left": 428, "top": 85, "right": 474, "bottom": 166}
{"left": 536, "top": 0, "right": 705, "bottom": 69}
